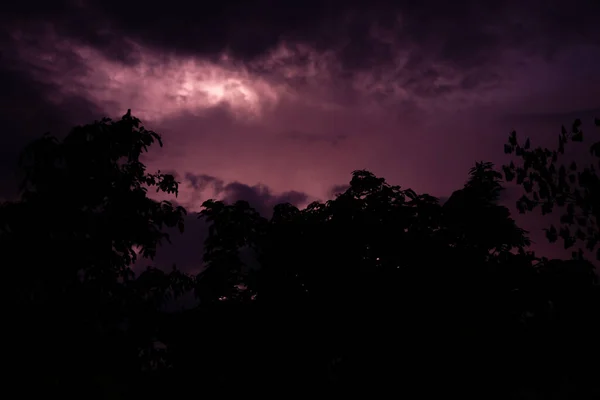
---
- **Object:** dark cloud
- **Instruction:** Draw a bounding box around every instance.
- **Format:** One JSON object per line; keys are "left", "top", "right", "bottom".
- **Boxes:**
{"left": 184, "top": 173, "right": 225, "bottom": 193}
{"left": 0, "top": 60, "right": 103, "bottom": 199}
{"left": 2, "top": 0, "right": 599, "bottom": 131}
{"left": 1, "top": 0, "right": 598, "bottom": 266}
{"left": 222, "top": 182, "right": 308, "bottom": 217}
{"left": 460, "top": 70, "right": 502, "bottom": 91}
{"left": 508, "top": 108, "right": 600, "bottom": 126}
{"left": 182, "top": 173, "right": 309, "bottom": 217}
{"left": 4, "top": 1, "right": 599, "bottom": 70}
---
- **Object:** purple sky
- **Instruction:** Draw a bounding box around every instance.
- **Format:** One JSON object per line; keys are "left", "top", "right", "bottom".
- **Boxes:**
{"left": 1, "top": 0, "right": 599, "bottom": 273}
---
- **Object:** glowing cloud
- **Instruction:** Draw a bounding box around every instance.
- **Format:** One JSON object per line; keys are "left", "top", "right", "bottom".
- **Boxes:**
{"left": 12, "top": 29, "right": 283, "bottom": 122}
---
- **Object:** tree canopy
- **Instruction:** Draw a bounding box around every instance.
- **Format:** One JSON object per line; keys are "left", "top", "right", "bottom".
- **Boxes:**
{"left": 3, "top": 111, "right": 599, "bottom": 399}
{"left": 4, "top": 110, "right": 191, "bottom": 397}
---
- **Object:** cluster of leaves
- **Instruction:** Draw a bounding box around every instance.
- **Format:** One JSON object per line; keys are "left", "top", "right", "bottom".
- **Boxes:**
{"left": 503, "top": 117, "right": 600, "bottom": 260}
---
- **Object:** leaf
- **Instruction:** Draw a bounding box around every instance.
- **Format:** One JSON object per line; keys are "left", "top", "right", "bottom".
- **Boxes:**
{"left": 405, "top": 189, "right": 417, "bottom": 200}
{"left": 559, "top": 165, "right": 566, "bottom": 178}
{"left": 502, "top": 165, "right": 515, "bottom": 181}
{"left": 568, "top": 174, "right": 576, "bottom": 183}
{"left": 509, "top": 131, "right": 517, "bottom": 146}
{"left": 562, "top": 232, "right": 575, "bottom": 249}
{"left": 539, "top": 183, "right": 549, "bottom": 199}
{"left": 571, "top": 132, "right": 583, "bottom": 142}
{"left": 545, "top": 225, "right": 558, "bottom": 243}
{"left": 516, "top": 168, "right": 526, "bottom": 184}
{"left": 560, "top": 213, "right": 573, "bottom": 224}
{"left": 524, "top": 138, "right": 530, "bottom": 150}
{"left": 590, "top": 142, "right": 600, "bottom": 157}
{"left": 541, "top": 201, "right": 553, "bottom": 215}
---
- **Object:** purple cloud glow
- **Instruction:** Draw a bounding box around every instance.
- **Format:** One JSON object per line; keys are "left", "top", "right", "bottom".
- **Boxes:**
{"left": 1, "top": 0, "right": 599, "bottom": 264}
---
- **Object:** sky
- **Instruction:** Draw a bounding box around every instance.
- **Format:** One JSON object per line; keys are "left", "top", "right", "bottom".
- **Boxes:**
{"left": 1, "top": 0, "right": 599, "bottom": 273}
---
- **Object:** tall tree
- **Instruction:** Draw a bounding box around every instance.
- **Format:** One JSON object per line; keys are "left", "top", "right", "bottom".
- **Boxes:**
{"left": 3, "top": 110, "right": 190, "bottom": 397}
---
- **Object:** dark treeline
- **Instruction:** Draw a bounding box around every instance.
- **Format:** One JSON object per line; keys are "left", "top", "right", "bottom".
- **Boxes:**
{"left": 3, "top": 111, "right": 600, "bottom": 399}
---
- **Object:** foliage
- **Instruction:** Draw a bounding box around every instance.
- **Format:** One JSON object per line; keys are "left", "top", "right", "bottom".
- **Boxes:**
{"left": 3, "top": 112, "right": 599, "bottom": 398}
{"left": 195, "top": 199, "right": 267, "bottom": 303}
{"left": 190, "top": 162, "right": 599, "bottom": 396}
{"left": 3, "top": 110, "right": 191, "bottom": 396}
{"left": 442, "top": 161, "right": 531, "bottom": 255}
{"left": 503, "top": 117, "right": 600, "bottom": 260}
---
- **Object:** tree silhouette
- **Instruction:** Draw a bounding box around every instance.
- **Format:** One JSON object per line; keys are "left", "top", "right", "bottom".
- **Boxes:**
{"left": 3, "top": 110, "right": 191, "bottom": 397}
{"left": 501, "top": 117, "right": 600, "bottom": 398}
{"left": 3, "top": 111, "right": 599, "bottom": 398}
{"left": 192, "top": 165, "right": 556, "bottom": 396}
{"left": 503, "top": 117, "right": 600, "bottom": 260}
{"left": 443, "top": 161, "right": 531, "bottom": 255}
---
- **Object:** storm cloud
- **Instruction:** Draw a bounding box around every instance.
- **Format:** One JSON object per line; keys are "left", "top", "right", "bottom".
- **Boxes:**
{"left": 1, "top": 0, "right": 599, "bottom": 262}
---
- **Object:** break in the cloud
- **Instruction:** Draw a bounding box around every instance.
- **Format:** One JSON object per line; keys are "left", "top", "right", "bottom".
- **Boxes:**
{"left": 1, "top": 0, "right": 599, "bottom": 263}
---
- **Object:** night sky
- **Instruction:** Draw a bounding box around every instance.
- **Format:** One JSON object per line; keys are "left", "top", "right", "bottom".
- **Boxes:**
{"left": 1, "top": 0, "right": 599, "bottom": 273}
